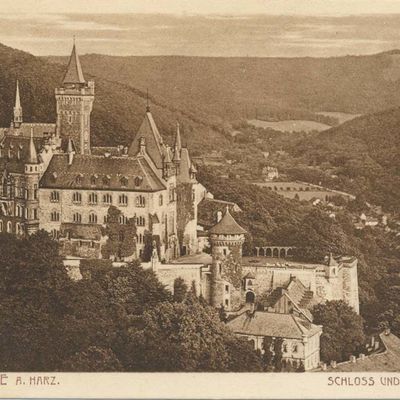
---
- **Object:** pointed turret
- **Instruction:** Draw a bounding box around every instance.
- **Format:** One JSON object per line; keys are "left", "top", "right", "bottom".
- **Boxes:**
{"left": 209, "top": 206, "right": 247, "bottom": 235}
{"left": 13, "top": 80, "right": 23, "bottom": 128}
{"left": 63, "top": 41, "right": 85, "bottom": 86}
{"left": 173, "top": 121, "right": 182, "bottom": 164}
{"left": 67, "top": 137, "right": 76, "bottom": 165}
{"left": 26, "top": 128, "right": 38, "bottom": 164}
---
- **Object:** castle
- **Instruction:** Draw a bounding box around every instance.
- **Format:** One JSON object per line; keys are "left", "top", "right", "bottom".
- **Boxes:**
{"left": 0, "top": 42, "right": 205, "bottom": 261}
{"left": 0, "top": 43, "right": 360, "bottom": 370}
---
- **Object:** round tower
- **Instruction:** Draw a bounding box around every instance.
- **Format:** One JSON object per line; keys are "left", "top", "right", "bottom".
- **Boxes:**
{"left": 209, "top": 206, "right": 246, "bottom": 310}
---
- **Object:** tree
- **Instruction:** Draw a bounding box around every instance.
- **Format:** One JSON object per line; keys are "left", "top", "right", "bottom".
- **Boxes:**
{"left": 311, "top": 300, "right": 366, "bottom": 363}
{"left": 61, "top": 346, "right": 123, "bottom": 372}
{"left": 101, "top": 206, "right": 137, "bottom": 260}
{"left": 262, "top": 336, "right": 274, "bottom": 371}
{"left": 273, "top": 337, "right": 284, "bottom": 372}
{"left": 120, "top": 300, "right": 261, "bottom": 372}
{"left": 173, "top": 277, "right": 188, "bottom": 302}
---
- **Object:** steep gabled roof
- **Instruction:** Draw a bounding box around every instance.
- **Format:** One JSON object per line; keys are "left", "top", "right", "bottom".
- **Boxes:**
{"left": 27, "top": 130, "right": 38, "bottom": 164}
{"left": 40, "top": 153, "right": 165, "bottom": 192}
{"left": 209, "top": 207, "right": 246, "bottom": 235}
{"left": 227, "top": 311, "right": 321, "bottom": 339}
{"left": 129, "top": 110, "right": 165, "bottom": 169}
{"left": 63, "top": 43, "right": 85, "bottom": 85}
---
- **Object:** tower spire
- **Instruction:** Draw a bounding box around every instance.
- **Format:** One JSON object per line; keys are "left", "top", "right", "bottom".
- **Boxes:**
{"left": 27, "top": 128, "right": 38, "bottom": 164}
{"left": 13, "top": 80, "right": 23, "bottom": 127}
{"left": 173, "top": 121, "right": 182, "bottom": 163}
{"left": 63, "top": 39, "right": 85, "bottom": 85}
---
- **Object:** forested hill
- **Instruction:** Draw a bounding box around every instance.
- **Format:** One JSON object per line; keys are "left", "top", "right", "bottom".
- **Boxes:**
{"left": 0, "top": 43, "right": 229, "bottom": 151}
{"left": 286, "top": 107, "right": 400, "bottom": 211}
{"left": 47, "top": 50, "right": 400, "bottom": 121}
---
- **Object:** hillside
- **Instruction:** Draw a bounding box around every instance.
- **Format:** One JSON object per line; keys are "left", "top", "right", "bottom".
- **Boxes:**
{"left": 47, "top": 51, "right": 400, "bottom": 122}
{"left": 0, "top": 43, "right": 229, "bottom": 152}
{"left": 284, "top": 107, "right": 400, "bottom": 211}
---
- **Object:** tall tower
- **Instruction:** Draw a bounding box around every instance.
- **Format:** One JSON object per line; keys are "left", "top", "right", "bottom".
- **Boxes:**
{"left": 209, "top": 207, "right": 246, "bottom": 310}
{"left": 13, "top": 80, "right": 23, "bottom": 128}
{"left": 24, "top": 129, "right": 40, "bottom": 234}
{"left": 55, "top": 40, "right": 94, "bottom": 155}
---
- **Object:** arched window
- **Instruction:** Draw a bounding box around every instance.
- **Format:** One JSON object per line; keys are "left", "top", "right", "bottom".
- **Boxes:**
{"left": 102, "top": 176, "right": 110, "bottom": 186}
{"left": 7, "top": 221, "right": 12, "bottom": 233}
{"left": 50, "top": 191, "right": 60, "bottom": 202}
{"left": 72, "top": 192, "right": 82, "bottom": 203}
{"left": 75, "top": 174, "right": 83, "bottom": 185}
{"left": 134, "top": 176, "right": 143, "bottom": 187}
{"left": 73, "top": 213, "right": 82, "bottom": 223}
{"left": 16, "top": 205, "right": 20, "bottom": 217}
{"left": 88, "top": 192, "right": 98, "bottom": 205}
{"left": 0, "top": 220, "right": 3, "bottom": 232}
{"left": 16, "top": 223, "right": 22, "bottom": 235}
{"left": 159, "top": 194, "right": 163, "bottom": 206}
{"left": 89, "top": 213, "right": 97, "bottom": 223}
{"left": 119, "top": 194, "right": 128, "bottom": 205}
{"left": 103, "top": 215, "right": 109, "bottom": 224}
{"left": 90, "top": 175, "right": 97, "bottom": 186}
{"left": 137, "top": 216, "right": 145, "bottom": 226}
{"left": 136, "top": 195, "right": 145, "bottom": 208}
{"left": 120, "top": 176, "right": 128, "bottom": 187}
{"left": 103, "top": 193, "right": 112, "bottom": 204}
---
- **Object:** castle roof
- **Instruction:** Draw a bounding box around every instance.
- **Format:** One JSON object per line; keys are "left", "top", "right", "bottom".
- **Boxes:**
{"left": 63, "top": 43, "right": 85, "bottom": 85}
{"left": 129, "top": 110, "right": 164, "bottom": 169}
{"left": 227, "top": 311, "right": 321, "bottom": 340}
{"left": 198, "top": 197, "right": 242, "bottom": 229}
{"left": 209, "top": 207, "right": 246, "bottom": 235}
{"left": 40, "top": 153, "right": 165, "bottom": 192}
{"left": 14, "top": 80, "right": 21, "bottom": 110}
{"left": 0, "top": 123, "right": 56, "bottom": 139}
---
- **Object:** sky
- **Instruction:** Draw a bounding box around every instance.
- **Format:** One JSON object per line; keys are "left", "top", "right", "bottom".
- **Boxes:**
{"left": 1, "top": 1, "right": 400, "bottom": 57}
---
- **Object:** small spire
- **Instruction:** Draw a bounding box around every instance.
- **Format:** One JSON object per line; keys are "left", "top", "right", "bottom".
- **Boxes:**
{"left": 27, "top": 128, "right": 38, "bottom": 164}
{"left": 173, "top": 122, "right": 182, "bottom": 163}
{"left": 67, "top": 137, "right": 76, "bottom": 153}
{"left": 63, "top": 39, "right": 85, "bottom": 85}
{"left": 13, "top": 80, "right": 23, "bottom": 126}
{"left": 146, "top": 88, "right": 150, "bottom": 112}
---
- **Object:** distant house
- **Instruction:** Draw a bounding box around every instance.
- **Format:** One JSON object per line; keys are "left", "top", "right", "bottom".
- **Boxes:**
{"left": 227, "top": 310, "right": 322, "bottom": 370}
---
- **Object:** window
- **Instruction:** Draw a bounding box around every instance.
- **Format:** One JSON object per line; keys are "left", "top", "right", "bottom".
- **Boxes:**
{"left": 119, "top": 194, "right": 128, "bottom": 205}
{"left": 88, "top": 192, "right": 98, "bottom": 205}
{"left": 292, "top": 344, "right": 298, "bottom": 353}
{"left": 134, "top": 176, "right": 143, "bottom": 187}
{"left": 103, "top": 215, "right": 109, "bottom": 224}
{"left": 16, "top": 223, "right": 22, "bottom": 235}
{"left": 50, "top": 191, "right": 60, "bottom": 202}
{"left": 120, "top": 176, "right": 128, "bottom": 187}
{"left": 72, "top": 192, "right": 82, "bottom": 203}
{"left": 89, "top": 213, "right": 97, "bottom": 223}
{"left": 102, "top": 176, "right": 110, "bottom": 186}
{"left": 16, "top": 205, "right": 20, "bottom": 217}
{"left": 7, "top": 221, "right": 12, "bottom": 233}
{"left": 225, "top": 284, "right": 229, "bottom": 293}
{"left": 33, "top": 184, "right": 38, "bottom": 200}
{"left": 33, "top": 209, "right": 38, "bottom": 220}
{"left": 0, "top": 220, "right": 2, "bottom": 232}
{"left": 137, "top": 216, "right": 145, "bottom": 226}
{"left": 283, "top": 343, "right": 288, "bottom": 353}
{"left": 50, "top": 211, "right": 60, "bottom": 222}
{"left": 90, "top": 175, "right": 97, "bottom": 185}
{"left": 192, "top": 188, "right": 195, "bottom": 201}
{"left": 159, "top": 194, "right": 163, "bottom": 206}
{"left": 51, "top": 229, "right": 59, "bottom": 239}
{"left": 103, "top": 193, "right": 112, "bottom": 204}
{"left": 225, "top": 299, "right": 229, "bottom": 307}
{"left": 138, "top": 233, "right": 143, "bottom": 244}
{"left": 169, "top": 184, "right": 175, "bottom": 202}
{"left": 136, "top": 195, "right": 145, "bottom": 207}
{"left": 73, "top": 213, "right": 82, "bottom": 223}
{"left": 223, "top": 248, "right": 227, "bottom": 256}
{"left": 75, "top": 175, "right": 83, "bottom": 185}
{"left": 119, "top": 215, "right": 128, "bottom": 225}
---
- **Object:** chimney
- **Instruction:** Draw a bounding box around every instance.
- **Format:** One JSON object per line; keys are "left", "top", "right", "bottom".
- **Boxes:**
{"left": 139, "top": 137, "right": 146, "bottom": 155}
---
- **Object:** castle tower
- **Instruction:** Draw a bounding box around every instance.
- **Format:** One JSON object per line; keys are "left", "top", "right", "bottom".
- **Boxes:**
{"left": 55, "top": 40, "right": 94, "bottom": 155}
{"left": 209, "top": 206, "right": 246, "bottom": 310}
{"left": 13, "top": 80, "right": 23, "bottom": 128}
{"left": 24, "top": 129, "right": 40, "bottom": 234}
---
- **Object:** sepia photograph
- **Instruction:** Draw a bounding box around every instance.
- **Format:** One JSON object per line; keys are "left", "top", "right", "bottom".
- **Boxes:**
{"left": 0, "top": 0, "right": 399, "bottom": 398}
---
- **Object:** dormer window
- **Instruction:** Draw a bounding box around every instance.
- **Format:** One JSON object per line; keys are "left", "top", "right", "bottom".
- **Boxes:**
{"left": 90, "top": 175, "right": 98, "bottom": 186}
{"left": 103, "top": 175, "right": 111, "bottom": 186}
{"left": 52, "top": 172, "right": 58, "bottom": 182}
{"left": 134, "top": 176, "right": 143, "bottom": 187}
{"left": 120, "top": 176, "right": 128, "bottom": 187}
{"left": 76, "top": 174, "right": 83, "bottom": 185}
